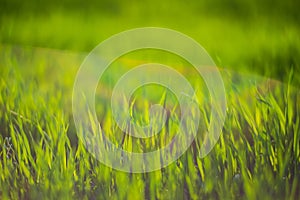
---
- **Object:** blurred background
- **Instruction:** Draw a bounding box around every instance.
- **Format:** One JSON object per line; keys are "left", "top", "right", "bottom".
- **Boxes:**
{"left": 0, "top": 0, "right": 299, "bottom": 84}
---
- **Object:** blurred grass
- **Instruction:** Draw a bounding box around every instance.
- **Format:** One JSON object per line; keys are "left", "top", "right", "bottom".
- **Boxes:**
{"left": 0, "top": 0, "right": 300, "bottom": 84}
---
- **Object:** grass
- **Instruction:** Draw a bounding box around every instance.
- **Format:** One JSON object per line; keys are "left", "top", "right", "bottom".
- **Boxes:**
{"left": 1, "top": 0, "right": 300, "bottom": 199}
{"left": 0, "top": 44, "right": 299, "bottom": 199}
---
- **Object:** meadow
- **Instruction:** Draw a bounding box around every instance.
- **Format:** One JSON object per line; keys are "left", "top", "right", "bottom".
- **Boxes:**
{"left": 0, "top": 0, "right": 300, "bottom": 199}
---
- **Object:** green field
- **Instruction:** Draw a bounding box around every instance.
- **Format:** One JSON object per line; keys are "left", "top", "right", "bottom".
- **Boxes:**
{"left": 0, "top": 0, "right": 300, "bottom": 199}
